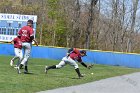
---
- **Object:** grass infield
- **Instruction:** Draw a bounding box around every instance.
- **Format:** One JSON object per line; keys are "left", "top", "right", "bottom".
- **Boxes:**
{"left": 0, "top": 55, "right": 140, "bottom": 93}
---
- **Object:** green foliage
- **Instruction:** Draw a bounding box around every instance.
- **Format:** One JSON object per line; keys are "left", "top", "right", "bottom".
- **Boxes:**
{"left": 0, "top": 0, "right": 12, "bottom": 12}
{"left": 47, "top": 0, "right": 59, "bottom": 19}
{"left": 55, "top": 18, "right": 67, "bottom": 46}
{"left": 44, "top": 0, "right": 68, "bottom": 47}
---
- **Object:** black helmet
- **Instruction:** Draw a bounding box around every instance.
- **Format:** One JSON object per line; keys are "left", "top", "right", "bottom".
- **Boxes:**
{"left": 80, "top": 50, "right": 87, "bottom": 56}
{"left": 27, "top": 20, "right": 33, "bottom": 24}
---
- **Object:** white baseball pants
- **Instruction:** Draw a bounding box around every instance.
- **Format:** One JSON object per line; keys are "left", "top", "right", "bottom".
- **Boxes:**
{"left": 20, "top": 42, "right": 32, "bottom": 66}
{"left": 56, "top": 56, "right": 79, "bottom": 69}
{"left": 11, "top": 48, "right": 23, "bottom": 64}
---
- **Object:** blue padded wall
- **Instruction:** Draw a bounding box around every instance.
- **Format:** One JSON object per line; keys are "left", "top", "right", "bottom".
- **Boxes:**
{"left": 0, "top": 43, "right": 67, "bottom": 60}
{"left": 1, "top": 43, "right": 140, "bottom": 68}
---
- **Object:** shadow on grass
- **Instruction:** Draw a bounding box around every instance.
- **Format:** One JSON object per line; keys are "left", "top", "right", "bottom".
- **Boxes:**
{"left": 20, "top": 72, "right": 38, "bottom": 75}
{"left": 24, "top": 72, "right": 34, "bottom": 74}
{"left": 45, "top": 74, "right": 81, "bottom": 79}
{"left": 71, "top": 77, "right": 81, "bottom": 79}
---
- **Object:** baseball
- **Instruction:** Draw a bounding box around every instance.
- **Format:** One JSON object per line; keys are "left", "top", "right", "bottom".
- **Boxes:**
{"left": 91, "top": 73, "right": 94, "bottom": 75}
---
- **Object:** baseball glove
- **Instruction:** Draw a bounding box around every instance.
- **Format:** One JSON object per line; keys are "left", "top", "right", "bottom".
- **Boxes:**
{"left": 87, "top": 64, "right": 94, "bottom": 69}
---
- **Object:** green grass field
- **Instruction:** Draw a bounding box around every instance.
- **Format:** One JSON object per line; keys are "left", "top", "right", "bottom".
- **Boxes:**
{"left": 0, "top": 55, "right": 140, "bottom": 93}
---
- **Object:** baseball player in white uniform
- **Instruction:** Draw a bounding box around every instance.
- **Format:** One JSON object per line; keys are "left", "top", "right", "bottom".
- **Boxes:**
{"left": 10, "top": 36, "right": 23, "bottom": 67}
{"left": 45, "top": 48, "right": 93, "bottom": 78}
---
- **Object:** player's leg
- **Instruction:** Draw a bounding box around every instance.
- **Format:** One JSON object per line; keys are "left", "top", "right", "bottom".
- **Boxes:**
{"left": 16, "top": 47, "right": 26, "bottom": 74}
{"left": 16, "top": 48, "right": 23, "bottom": 66}
{"left": 24, "top": 61, "right": 28, "bottom": 74}
{"left": 20, "top": 43, "right": 31, "bottom": 73}
{"left": 75, "top": 68, "right": 84, "bottom": 78}
{"left": 10, "top": 48, "right": 20, "bottom": 66}
{"left": 45, "top": 65, "right": 56, "bottom": 74}
{"left": 20, "top": 43, "right": 31, "bottom": 65}
{"left": 17, "top": 43, "right": 31, "bottom": 74}
{"left": 67, "top": 57, "right": 83, "bottom": 78}
{"left": 13, "top": 48, "right": 23, "bottom": 73}
{"left": 45, "top": 58, "right": 66, "bottom": 73}
{"left": 15, "top": 47, "right": 25, "bottom": 74}
{"left": 24, "top": 45, "right": 31, "bottom": 74}
{"left": 10, "top": 57, "right": 18, "bottom": 66}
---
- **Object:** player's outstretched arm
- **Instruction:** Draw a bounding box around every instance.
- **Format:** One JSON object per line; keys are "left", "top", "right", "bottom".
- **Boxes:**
{"left": 81, "top": 62, "right": 88, "bottom": 68}
{"left": 81, "top": 62, "right": 93, "bottom": 69}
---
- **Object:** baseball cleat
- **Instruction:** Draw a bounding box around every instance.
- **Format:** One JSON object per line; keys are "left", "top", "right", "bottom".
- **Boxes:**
{"left": 78, "top": 74, "right": 84, "bottom": 79}
{"left": 24, "top": 71, "right": 28, "bottom": 74}
{"left": 10, "top": 60, "right": 14, "bottom": 66}
{"left": 14, "top": 65, "right": 24, "bottom": 69}
{"left": 16, "top": 67, "right": 21, "bottom": 74}
{"left": 45, "top": 66, "right": 48, "bottom": 74}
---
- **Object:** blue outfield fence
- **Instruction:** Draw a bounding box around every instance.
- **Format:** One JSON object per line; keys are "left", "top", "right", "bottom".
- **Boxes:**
{"left": 0, "top": 43, "right": 140, "bottom": 68}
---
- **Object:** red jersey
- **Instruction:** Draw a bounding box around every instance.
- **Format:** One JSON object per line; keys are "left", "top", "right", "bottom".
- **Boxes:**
{"left": 72, "top": 48, "right": 80, "bottom": 55}
{"left": 18, "top": 26, "right": 34, "bottom": 42}
{"left": 69, "top": 49, "right": 82, "bottom": 62}
{"left": 13, "top": 37, "right": 22, "bottom": 49}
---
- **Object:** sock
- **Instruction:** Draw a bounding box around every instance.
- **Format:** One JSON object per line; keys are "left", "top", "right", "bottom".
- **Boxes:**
{"left": 47, "top": 65, "right": 56, "bottom": 70}
{"left": 75, "top": 68, "right": 82, "bottom": 77}
{"left": 19, "top": 64, "right": 23, "bottom": 69}
{"left": 25, "top": 66, "right": 28, "bottom": 72}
